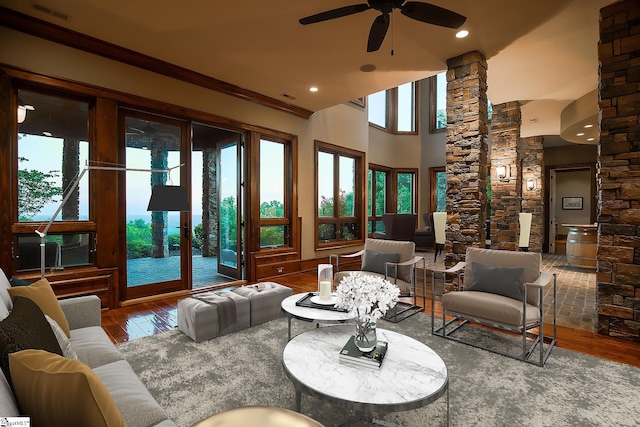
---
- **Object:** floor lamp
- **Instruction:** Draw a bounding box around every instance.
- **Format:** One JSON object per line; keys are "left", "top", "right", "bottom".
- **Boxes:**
{"left": 36, "top": 161, "right": 190, "bottom": 279}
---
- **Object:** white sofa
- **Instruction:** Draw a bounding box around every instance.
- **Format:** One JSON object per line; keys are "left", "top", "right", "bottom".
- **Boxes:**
{"left": 0, "top": 269, "right": 176, "bottom": 426}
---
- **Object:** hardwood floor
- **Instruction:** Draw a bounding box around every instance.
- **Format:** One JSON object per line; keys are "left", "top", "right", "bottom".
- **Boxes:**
{"left": 101, "top": 271, "right": 640, "bottom": 368}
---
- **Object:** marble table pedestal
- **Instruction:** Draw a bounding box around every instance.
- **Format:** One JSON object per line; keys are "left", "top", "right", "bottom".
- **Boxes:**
{"left": 282, "top": 325, "right": 449, "bottom": 425}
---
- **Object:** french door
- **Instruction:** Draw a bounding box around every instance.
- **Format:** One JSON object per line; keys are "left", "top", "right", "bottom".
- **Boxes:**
{"left": 217, "top": 138, "right": 243, "bottom": 279}
{"left": 121, "top": 110, "right": 190, "bottom": 299}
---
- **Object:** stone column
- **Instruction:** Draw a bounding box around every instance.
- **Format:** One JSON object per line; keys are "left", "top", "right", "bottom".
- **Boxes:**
{"left": 597, "top": 0, "right": 640, "bottom": 341}
{"left": 150, "top": 144, "right": 169, "bottom": 258}
{"left": 62, "top": 138, "right": 80, "bottom": 246}
{"left": 445, "top": 51, "right": 489, "bottom": 267}
{"left": 201, "top": 148, "right": 218, "bottom": 257}
{"left": 521, "top": 136, "right": 544, "bottom": 253}
{"left": 490, "top": 102, "right": 522, "bottom": 251}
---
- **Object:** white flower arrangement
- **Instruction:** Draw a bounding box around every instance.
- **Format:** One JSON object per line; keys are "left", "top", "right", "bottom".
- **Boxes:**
{"left": 334, "top": 272, "right": 400, "bottom": 323}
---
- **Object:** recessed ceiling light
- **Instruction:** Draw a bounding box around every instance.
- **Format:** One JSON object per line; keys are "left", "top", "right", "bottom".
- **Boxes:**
{"left": 309, "top": 87, "right": 318, "bottom": 92}
{"left": 359, "top": 64, "right": 376, "bottom": 72}
{"left": 576, "top": 132, "right": 585, "bottom": 136}
{"left": 587, "top": 137, "right": 595, "bottom": 141}
{"left": 456, "top": 30, "right": 469, "bottom": 38}
{"left": 584, "top": 124, "right": 593, "bottom": 128}
{"left": 530, "top": 118, "right": 538, "bottom": 123}
{"left": 43, "top": 131, "right": 52, "bottom": 137}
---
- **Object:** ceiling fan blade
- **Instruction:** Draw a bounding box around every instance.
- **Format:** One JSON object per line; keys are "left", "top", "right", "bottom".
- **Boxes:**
{"left": 367, "top": 13, "right": 390, "bottom": 52}
{"left": 299, "top": 4, "right": 370, "bottom": 25}
{"left": 400, "top": 2, "right": 466, "bottom": 29}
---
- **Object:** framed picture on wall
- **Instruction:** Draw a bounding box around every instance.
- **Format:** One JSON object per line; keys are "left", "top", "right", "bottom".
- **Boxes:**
{"left": 562, "top": 197, "right": 583, "bottom": 210}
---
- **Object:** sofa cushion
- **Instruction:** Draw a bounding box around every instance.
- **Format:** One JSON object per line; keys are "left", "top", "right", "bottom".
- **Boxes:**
{"left": 8, "top": 278, "right": 71, "bottom": 337}
{"left": 363, "top": 239, "right": 414, "bottom": 283}
{"left": 45, "top": 315, "right": 77, "bottom": 359}
{"left": 467, "top": 262, "right": 525, "bottom": 301}
{"left": 0, "top": 370, "right": 20, "bottom": 416}
{"left": 442, "top": 291, "right": 541, "bottom": 328}
{"left": 0, "top": 297, "right": 63, "bottom": 389}
{"left": 0, "top": 268, "right": 12, "bottom": 312}
{"left": 362, "top": 249, "right": 400, "bottom": 275}
{"left": 93, "top": 360, "right": 170, "bottom": 427}
{"left": 0, "top": 300, "right": 8, "bottom": 322}
{"left": 70, "top": 326, "right": 124, "bottom": 369}
{"left": 463, "top": 247, "right": 542, "bottom": 306}
{"left": 9, "top": 349, "right": 125, "bottom": 427}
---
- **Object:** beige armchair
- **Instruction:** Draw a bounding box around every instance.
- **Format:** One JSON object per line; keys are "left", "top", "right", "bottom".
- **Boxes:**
{"left": 431, "top": 247, "right": 557, "bottom": 366}
{"left": 330, "top": 239, "right": 426, "bottom": 322}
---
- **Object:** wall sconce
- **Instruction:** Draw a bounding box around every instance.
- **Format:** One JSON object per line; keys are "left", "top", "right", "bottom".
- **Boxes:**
{"left": 17, "top": 99, "right": 35, "bottom": 124}
{"left": 496, "top": 165, "right": 507, "bottom": 180}
{"left": 526, "top": 179, "right": 536, "bottom": 191}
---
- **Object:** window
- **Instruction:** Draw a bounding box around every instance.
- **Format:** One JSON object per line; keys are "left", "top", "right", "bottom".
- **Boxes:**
{"left": 368, "top": 166, "right": 390, "bottom": 234}
{"left": 368, "top": 82, "right": 417, "bottom": 134}
{"left": 431, "top": 71, "right": 493, "bottom": 131}
{"left": 396, "top": 171, "right": 417, "bottom": 214}
{"left": 15, "top": 88, "right": 94, "bottom": 272}
{"left": 429, "top": 167, "right": 446, "bottom": 212}
{"left": 259, "top": 138, "right": 290, "bottom": 248}
{"left": 368, "top": 166, "right": 417, "bottom": 235}
{"left": 315, "top": 141, "right": 364, "bottom": 248}
{"left": 429, "top": 72, "right": 447, "bottom": 133}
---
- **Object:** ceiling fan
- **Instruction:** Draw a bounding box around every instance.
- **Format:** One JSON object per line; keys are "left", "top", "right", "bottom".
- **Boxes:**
{"left": 299, "top": 0, "right": 466, "bottom": 52}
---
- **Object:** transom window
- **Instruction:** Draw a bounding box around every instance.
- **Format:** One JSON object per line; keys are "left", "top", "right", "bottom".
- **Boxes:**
{"left": 315, "top": 141, "right": 364, "bottom": 248}
{"left": 368, "top": 82, "right": 417, "bottom": 134}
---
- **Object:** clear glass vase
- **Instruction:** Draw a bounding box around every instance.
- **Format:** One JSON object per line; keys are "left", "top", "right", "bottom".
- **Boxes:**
{"left": 354, "top": 317, "right": 377, "bottom": 352}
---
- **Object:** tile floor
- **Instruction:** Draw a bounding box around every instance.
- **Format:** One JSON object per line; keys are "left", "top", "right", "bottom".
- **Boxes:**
{"left": 417, "top": 251, "right": 597, "bottom": 332}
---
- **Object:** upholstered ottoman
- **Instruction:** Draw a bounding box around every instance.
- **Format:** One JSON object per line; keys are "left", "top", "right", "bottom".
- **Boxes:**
{"left": 177, "top": 290, "right": 250, "bottom": 342}
{"left": 232, "top": 282, "right": 293, "bottom": 326}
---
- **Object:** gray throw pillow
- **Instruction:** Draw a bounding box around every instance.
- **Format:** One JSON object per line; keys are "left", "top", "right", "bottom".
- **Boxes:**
{"left": 467, "top": 262, "right": 525, "bottom": 301}
{"left": 362, "top": 250, "right": 400, "bottom": 275}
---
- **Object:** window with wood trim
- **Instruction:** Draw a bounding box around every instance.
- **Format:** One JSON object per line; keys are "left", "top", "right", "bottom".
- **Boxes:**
{"left": 14, "top": 87, "right": 95, "bottom": 272}
{"left": 396, "top": 170, "right": 417, "bottom": 214}
{"left": 429, "top": 166, "right": 446, "bottom": 212}
{"left": 315, "top": 141, "right": 365, "bottom": 248}
{"left": 368, "top": 165, "right": 390, "bottom": 235}
{"left": 368, "top": 82, "right": 418, "bottom": 134}
{"left": 258, "top": 137, "right": 293, "bottom": 248}
{"left": 429, "top": 72, "right": 447, "bottom": 133}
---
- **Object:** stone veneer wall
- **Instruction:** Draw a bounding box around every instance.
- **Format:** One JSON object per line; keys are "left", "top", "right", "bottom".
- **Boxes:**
{"left": 444, "top": 51, "right": 489, "bottom": 267}
{"left": 201, "top": 148, "right": 218, "bottom": 257}
{"left": 521, "top": 136, "right": 545, "bottom": 253}
{"left": 490, "top": 102, "right": 522, "bottom": 251}
{"left": 597, "top": 0, "right": 640, "bottom": 341}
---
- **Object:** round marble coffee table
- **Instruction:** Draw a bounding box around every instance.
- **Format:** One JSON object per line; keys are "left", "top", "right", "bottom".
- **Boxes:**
{"left": 281, "top": 293, "right": 355, "bottom": 340}
{"left": 282, "top": 325, "right": 449, "bottom": 424}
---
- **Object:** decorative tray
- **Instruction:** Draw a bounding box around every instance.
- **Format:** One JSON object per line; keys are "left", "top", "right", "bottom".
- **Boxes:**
{"left": 295, "top": 292, "right": 347, "bottom": 312}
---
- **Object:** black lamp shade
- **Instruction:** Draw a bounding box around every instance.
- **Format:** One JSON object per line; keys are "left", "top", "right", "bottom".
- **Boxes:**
{"left": 147, "top": 185, "right": 190, "bottom": 211}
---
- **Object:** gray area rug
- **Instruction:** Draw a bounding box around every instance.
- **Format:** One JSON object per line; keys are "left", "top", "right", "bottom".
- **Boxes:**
{"left": 117, "top": 314, "right": 640, "bottom": 427}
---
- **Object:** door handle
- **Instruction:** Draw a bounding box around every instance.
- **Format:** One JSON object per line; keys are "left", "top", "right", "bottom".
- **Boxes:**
{"left": 182, "top": 223, "right": 190, "bottom": 239}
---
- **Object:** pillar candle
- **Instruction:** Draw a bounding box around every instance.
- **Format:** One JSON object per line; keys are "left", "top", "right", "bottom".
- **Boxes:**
{"left": 319, "top": 280, "right": 332, "bottom": 300}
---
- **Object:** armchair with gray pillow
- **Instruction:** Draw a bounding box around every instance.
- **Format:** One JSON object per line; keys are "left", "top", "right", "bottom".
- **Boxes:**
{"left": 330, "top": 239, "right": 426, "bottom": 322}
{"left": 432, "top": 247, "right": 557, "bottom": 366}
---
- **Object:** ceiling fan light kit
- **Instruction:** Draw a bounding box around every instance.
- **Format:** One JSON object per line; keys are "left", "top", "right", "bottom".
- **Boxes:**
{"left": 299, "top": 0, "right": 466, "bottom": 52}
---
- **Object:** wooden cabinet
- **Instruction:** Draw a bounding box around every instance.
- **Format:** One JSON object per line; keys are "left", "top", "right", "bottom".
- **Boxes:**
{"left": 16, "top": 267, "right": 119, "bottom": 309}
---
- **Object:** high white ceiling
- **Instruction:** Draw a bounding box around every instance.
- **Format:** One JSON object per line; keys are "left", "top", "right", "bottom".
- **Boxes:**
{"left": 1, "top": 0, "right": 611, "bottom": 138}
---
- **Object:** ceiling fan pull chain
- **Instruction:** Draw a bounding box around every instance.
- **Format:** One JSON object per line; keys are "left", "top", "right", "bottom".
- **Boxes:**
{"left": 391, "top": 10, "right": 395, "bottom": 56}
